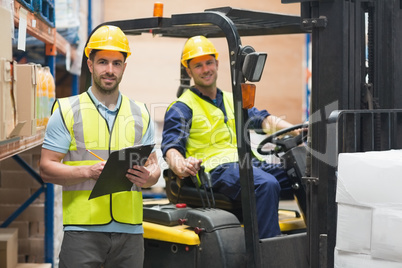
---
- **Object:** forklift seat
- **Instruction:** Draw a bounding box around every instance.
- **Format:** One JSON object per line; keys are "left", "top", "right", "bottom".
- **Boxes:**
{"left": 162, "top": 168, "right": 306, "bottom": 233}
{"left": 163, "top": 169, "right": 243, "bottom": 218}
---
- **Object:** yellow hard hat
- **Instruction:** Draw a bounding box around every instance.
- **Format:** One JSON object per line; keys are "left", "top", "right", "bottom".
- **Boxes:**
{"left": 85, "top": 25, "right": 131, "bottom": 58}
{"left": 181, "top": 36, "right": 218, "bottom": 68}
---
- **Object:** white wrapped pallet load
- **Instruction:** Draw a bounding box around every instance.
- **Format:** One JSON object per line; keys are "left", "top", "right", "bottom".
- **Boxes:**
{"left": 336, "top": 150, "right": 402, "bottom": 266}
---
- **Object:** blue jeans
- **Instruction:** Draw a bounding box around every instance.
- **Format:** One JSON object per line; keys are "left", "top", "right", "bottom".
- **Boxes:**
{"left": 210, "top": 158, "right": 292, "bottom": 238}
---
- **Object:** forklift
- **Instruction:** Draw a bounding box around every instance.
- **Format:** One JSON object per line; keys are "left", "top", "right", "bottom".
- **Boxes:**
{"left": 79, "top": 1, "right": 402, "bottom": 267}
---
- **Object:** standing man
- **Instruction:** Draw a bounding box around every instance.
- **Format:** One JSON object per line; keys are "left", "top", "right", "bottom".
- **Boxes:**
{"left": 40, "top": 25, "right": 160, "bottom": 267}
{"left": 162, "top": 35, "right": 299, "bottom": 239}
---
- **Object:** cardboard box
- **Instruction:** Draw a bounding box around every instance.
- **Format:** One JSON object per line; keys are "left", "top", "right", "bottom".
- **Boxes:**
{"left": 16, "top": 264, "right": 51, "bottom": 268}
{"left": 27, "top": 237, "right": 44, "bottom": 257}
{"left": 15, "top": 64, "right": 38, "bottom": 137}
{"left": 29, "top": 222, "right": 45, "bottom": 237}
{"left": 18, "top": 239, "right": 29, "bottom": 256}
{"left": 18, "top": 237, "right": 45, "bottom": 259}
{"left": 7, "top": 222, "right": 29, "bottom": 239}
{"left": 0, "top": 188, "right": 31, "bottom": 204}
{"left": 0, "top": 58, "right": 16, "bottom": 141}
{"left": 0, "top": 170, "right": 42, "bottom": 189}
{"left": 0, "top": 228, "right": 18, "bottom": 268}
{"left": 0, "top": 204, "right": 44, "bottom": 222}
{"left": 336, "top": 150, "right": 402, "bottom": 263}
{"left": 0, "top": 6, "right": 13, "bottom": 61}
{"left": 0, "top": 154, "right": 33, "bottom": 170}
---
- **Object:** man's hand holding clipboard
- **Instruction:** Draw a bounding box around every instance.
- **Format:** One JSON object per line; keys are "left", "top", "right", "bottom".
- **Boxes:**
{"left": 89, "top": 144, "right": 155, "bottom": 200}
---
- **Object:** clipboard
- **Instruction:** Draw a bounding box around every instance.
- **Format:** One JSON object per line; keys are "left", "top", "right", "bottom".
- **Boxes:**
{"left": 88, "top": 144, "right": 155, "bottom": 200}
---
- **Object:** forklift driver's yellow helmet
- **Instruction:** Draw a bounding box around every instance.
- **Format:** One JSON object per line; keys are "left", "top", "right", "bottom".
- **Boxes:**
{"left": 181, "top": 36, "right": 219, "bottom": 68}
{"left": 85, "top": 25, "right": 131, "bottom": 58}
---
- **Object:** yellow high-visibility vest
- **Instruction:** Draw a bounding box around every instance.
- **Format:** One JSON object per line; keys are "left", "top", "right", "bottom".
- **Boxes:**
{"left": 172, "top": 89, "right": 238, "bottom": 173}
{"left": 55, "top": 92, "right": 150, "bottom": 225}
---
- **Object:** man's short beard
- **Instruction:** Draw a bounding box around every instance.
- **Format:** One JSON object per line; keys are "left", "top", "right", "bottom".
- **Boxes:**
{"left": 93, "top": 78, "right": 119, "bottom": 95}
{"left": 98, "top": 85, "right": 118, "bottom": 95}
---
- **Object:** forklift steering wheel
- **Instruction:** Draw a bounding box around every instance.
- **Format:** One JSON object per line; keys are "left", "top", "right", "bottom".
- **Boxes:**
{"left": 256, "top": 123, "right": 308, "bottom": 156}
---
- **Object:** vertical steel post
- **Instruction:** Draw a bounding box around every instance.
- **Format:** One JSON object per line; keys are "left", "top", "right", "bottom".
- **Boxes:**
{"left": 45, "top": 48, "right": 56, "bottom": 267}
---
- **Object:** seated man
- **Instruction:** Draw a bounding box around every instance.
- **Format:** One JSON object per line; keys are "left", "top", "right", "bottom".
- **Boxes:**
{"left": 161, "top": 35, "right": 300, "bottom": 239}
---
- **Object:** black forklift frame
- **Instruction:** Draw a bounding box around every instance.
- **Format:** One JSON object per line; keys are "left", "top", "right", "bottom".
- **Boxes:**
{"left": 80, "top": 7, "right": 307, "bottom": 268}
{"left": 297, "top": 0, "right": 402, "bottom": 267}
{"left": 80, "top": 2, "right": 402, "bottom": 267}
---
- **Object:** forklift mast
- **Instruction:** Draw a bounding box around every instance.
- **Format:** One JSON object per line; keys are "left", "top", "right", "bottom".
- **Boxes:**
{"left": 284, "top": 0, "right": 402, "bottom": 267}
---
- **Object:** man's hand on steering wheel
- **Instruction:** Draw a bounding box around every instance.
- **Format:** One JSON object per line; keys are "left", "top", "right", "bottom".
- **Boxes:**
{"left": 257, "top": 123, "right": 308, "bottom": 156}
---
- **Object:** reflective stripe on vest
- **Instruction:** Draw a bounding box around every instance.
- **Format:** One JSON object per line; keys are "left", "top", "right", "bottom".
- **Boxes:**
{"left": 173, "top": 90, "right": 238, "bottom": 173}
{"left": 56, "top": 92, "right": 150, "bottom": 225}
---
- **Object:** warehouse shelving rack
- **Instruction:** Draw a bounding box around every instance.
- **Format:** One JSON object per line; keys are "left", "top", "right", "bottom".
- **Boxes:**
{"left": 0, "top": 0, "right": 72, "bottom": 265}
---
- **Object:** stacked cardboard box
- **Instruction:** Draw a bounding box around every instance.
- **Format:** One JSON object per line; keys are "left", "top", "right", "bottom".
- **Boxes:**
{"left": 0, "top": 227, "right": 51, "bottom": 268}
{"left": 0, "top": 6, "right": 12, "bottom": 63}
{"left": 0, "top": 147, "right": 48, "bottom": 265}
{"left": 14, "top": 64, "right": 39, "bottom": 137}
{"left": 0, "top": 228, "right": 18, "bottom": 268}
{"left": 335, "top": 150, "right": 402, "bottom": 267}
{"left": 0, "top": 6, "right": 17, "bottom": 141}
{"left": 0, "top": 58, "right": 16, "bottom": 141}
{"left": 15, "top": 265, "right": 50, "bottom": 268}
{"left": 0, "top": 6, "right": 44, "bottom": 141}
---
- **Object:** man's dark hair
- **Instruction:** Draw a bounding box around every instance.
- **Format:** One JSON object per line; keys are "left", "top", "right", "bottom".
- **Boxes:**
{"left": 89, "top": 49, "right": 128, "bottom": 62}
